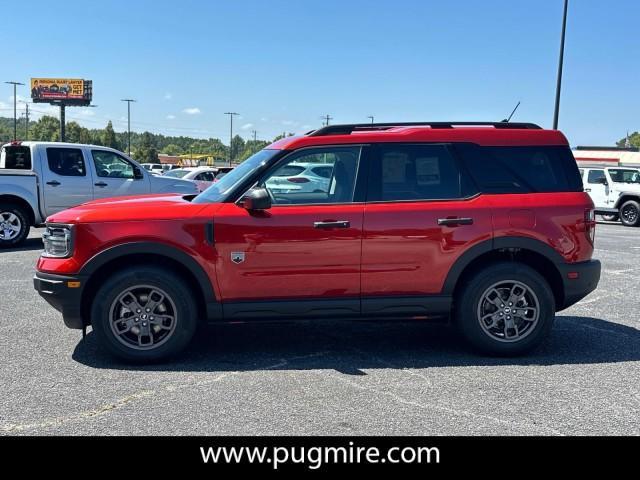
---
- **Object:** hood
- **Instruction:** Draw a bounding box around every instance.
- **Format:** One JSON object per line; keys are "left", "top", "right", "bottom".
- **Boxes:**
{"left": 46, "top": 193, "right": 216, "bottom": 224}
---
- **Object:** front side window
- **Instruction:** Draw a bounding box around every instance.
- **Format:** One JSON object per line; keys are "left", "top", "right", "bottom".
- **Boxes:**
{"left": 368, "top": 144, "right": 471, "bottom": 201}
{"left": 587, "top": 170, "right": 606, "bottom": 184}
{"left": 194, "top": 171, "right": 215, "bottom": 182}
{"left": 92, "top": 150, "right": 134, "bottom": 178}
{"left": 608, "top": 169, "right": 640, "bottom": 184}
{"left": 262, "top": 146, "right": 361, "bottom": 205}
{"left": 46, "top": 148, "right": 85, "bottom": 176}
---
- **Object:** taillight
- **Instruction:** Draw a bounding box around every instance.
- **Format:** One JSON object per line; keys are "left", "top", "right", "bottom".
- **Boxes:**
{"left": 585, "top": 208, "right": 595, "bottom": 245}
{"left": 287, "top": 177, "right": 310, "bottom": 183}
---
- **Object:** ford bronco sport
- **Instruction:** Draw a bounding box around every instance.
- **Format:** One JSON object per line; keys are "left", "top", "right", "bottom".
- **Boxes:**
{"left": 34, "top": 122, "right": 601, "bottom": 362}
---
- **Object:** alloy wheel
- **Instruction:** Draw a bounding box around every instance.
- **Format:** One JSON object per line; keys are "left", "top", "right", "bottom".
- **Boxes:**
{"left": 0, "top": 212, "right": 21, "bottom": 241}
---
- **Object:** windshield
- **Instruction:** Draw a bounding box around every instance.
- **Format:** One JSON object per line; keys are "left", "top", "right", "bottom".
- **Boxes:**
{"left": 193, "top": 149, "right": 280, "bottom": 203}
{"left": 163, "top": 169, "right": 189, "bottom": 178}
{"left": 609, "top": 169, "right": 640, "bottom": 184}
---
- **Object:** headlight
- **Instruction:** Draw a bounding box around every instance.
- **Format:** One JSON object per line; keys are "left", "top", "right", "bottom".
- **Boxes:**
{"left": 42, "top": 224, "right": 74, "bottom": 258}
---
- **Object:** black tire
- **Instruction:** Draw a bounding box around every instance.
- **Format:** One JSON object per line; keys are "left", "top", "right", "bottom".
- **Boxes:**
{"left": 619, "top": 200, "right": 640, "bottom": 227}
{"left": 600, "top": 214, "right": 618, "bottom": 222}
{"left": 0, "top": 202, "right": 31, "bottom": 248}
{"left": 90, "top": 266, "right": 198, "bottom": 363}
{"left": 454, "top": 262, "right": 555, "bottom": 356}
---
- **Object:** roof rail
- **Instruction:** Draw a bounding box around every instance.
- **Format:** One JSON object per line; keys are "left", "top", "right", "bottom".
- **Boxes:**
{"left": 308, "top": 121, "right": 542, "bottom": 136}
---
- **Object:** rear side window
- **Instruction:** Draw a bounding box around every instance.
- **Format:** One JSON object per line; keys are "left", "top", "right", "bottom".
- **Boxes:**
{"left": 0, "top": 146, "right": 31, "bottom": 169}
{"left": 368, "top": 144, "right": 475, "bottom": 201}
{"left": 47, "top": 148, "right": 86, "bottom": 177}
{"left": 456, "top": 144, "right": 583, "bottom": 193}
{"left": 587, "top": 170, "right": 606, "bottom": 184}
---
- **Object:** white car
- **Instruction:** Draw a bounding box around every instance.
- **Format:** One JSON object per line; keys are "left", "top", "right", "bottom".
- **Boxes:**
{"left": 265, "top": 162, "right": 333, "bottom": 194}
{"left": 141, "top": 163, "right": 165, "bottom": 175}
{"left": 163, "top": 167, "right": 219, "bottom": 192}
{"left": 579, "top": 166, "right": 640, "bottom": 226}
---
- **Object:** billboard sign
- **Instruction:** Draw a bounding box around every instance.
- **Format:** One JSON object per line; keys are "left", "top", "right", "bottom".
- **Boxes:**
{"left": 30, "top": 78, "right": 92, "bottom": 105}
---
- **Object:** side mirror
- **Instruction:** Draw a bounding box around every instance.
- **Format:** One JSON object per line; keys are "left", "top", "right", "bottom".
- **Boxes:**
{"left": 133, "top": 166, "right": 144, "bottom": 180}
{"left": 240, "top": 187, "right": 271, "bottom": 210}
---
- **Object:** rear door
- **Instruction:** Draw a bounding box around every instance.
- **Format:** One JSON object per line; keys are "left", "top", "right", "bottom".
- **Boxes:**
{"left": 89, "top": 149, "right": 150, "bottom": 200}
{"left": 41, "top": 146, "right": 94, "bottom": 216}
{"left": 585, "top": 169, "right": 609, "bottom": 208}
{"left": 361, "top": 143, "right": 492, "bottom": 315}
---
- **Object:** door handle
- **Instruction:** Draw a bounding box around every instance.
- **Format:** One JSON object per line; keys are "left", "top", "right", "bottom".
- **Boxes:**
{"left": 584, "top": 188, "right": 591, "bottom": 192}
{"left": 314, "top": 220, "right": 350, "bottom": 229}
{"left": 94, "top": 182, "right": 108, "bottom": 187}
{"left": 437, "top": 217, "right": 474, "bottom": 226}
{"left": 46, "top": 180, "right": 61, "bottom": 186}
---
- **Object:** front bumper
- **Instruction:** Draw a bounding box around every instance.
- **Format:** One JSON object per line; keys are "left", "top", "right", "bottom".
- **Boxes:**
{"left": 34, "top": 271, "right": 86, "bottom": 329}
{"left": 558, "top": 259, "right": 601, "bottom": 310}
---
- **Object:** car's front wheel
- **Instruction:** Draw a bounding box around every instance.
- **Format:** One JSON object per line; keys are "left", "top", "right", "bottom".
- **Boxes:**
{"left": 620, "top": 200, "right": 640, "bottom": 227}
{"left": 454, "top": 262, "right": 555, "bottom": 356}
{"left": 91, "top": 266, "right": 198, "bottom": 363}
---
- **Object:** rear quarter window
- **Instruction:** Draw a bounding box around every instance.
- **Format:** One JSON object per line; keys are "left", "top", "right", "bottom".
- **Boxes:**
{"left": 456, "top": 144, "right": 583, "bottom": 193}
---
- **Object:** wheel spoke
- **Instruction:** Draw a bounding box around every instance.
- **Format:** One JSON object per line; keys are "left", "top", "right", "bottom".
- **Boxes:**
{"left": 113, "top": 317, "right": 135, "bottom": 334}
{"left": 486, "top": 289, "right": 504, "bottom": 307}
{"left": 6, "top": 213, "right": 17, "bottom": 223}
{"left": 149, "top": 314, "right": 174, "bottom": 330}
{"left": 145, "top": 289, "right": 165, "bottom": 313}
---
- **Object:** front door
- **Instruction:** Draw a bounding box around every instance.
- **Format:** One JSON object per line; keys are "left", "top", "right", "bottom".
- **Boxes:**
{"left": 42, "top": 146, "right": 94, "bottom": 216}
{"left": 213, "top": 145, "right": 365, "bottom": 318}
{"left": 361, "top": 143, "right": 492, "bottom": 315}
{"left": 89, "top": 149, "right": 149, "bottom": 200}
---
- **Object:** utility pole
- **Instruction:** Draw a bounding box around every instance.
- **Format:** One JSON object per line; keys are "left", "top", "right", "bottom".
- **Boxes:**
{"left": 121, "top": 99, "right": 136, "bottom": 155}
{"left": 553, "top": 0, "right": 569, "bottom": 130}
{"left": 252, "top": 130, "right": 257, "bottom": 142}
{"left": 20, "top": 101, "right": 30, "bottom": 139}
{"left": 224, "top": 112, "right": 239, "bottom": 166}
{"left": 321, "top": 114, "right": 333, "bottom": 126}
{"left": 367, "top": 115, "right": 374, "bottom": 124}
{"left": 5, "top": 81, "right": 24, "bottom": 141}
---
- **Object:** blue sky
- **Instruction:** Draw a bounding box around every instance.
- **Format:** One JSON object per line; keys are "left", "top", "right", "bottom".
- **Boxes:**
{"left": 1, "top": 0, "right": 638, "bottom": 146}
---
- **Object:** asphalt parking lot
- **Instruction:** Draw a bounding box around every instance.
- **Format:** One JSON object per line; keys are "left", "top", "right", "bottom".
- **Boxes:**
{"left": 1, "top": 223, "right": 638, "bottom": 436}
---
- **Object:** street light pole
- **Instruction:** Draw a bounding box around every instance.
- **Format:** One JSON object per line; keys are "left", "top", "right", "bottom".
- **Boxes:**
{"left": 224, "top": 112, "right": 239, "bottom": 166}
{"left": 553, "top": 0, "right": 569, "bottom": 130}
{"left": 121, "top": 99, "right": 136, "bottom": 155}
{"left": 5, "top": 81, "right": 25, "bottom": 141}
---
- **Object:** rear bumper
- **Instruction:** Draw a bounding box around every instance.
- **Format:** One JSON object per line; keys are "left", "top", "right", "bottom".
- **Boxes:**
{"left": 558, "top": 259, "right": 601, "bottom": 310}
{"left": 33, "top": 271, "right": 86, "bottom": 329}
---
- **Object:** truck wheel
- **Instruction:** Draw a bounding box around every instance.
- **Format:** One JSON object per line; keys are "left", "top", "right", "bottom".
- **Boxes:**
{"left": 620, "top": 200, "right": 640, "bottom": 227}
{"left": 454, "top": 262, "right": 555, "bottom": 356}
{"left": 0, "top": 203, "right": 31, "bottom": 248}
{"left": 600, "top": 214, "right": 618, "bottom": 222}
{"left": 91, "top": 266, "right": 198, "bottom": 363}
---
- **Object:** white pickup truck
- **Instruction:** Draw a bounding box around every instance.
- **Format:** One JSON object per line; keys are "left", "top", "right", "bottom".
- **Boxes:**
{"left": 0, "top": 141, "right": 199, "bottom": 247}
{"left": 579, "top": 166, "right": 640, "bottom": 227}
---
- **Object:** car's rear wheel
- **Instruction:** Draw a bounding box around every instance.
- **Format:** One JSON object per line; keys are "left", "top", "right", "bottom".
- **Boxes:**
{"left": 0, "top": 203, "right": 30, "bottom": 248}
{"left": 454, "top": 262, "right": 555, "bottom": 356}
{"left": 620, "top": 200, "right": 640, "bottom": 227}
{"left": 91, "top": 266, "right": 198, "bottom": 363}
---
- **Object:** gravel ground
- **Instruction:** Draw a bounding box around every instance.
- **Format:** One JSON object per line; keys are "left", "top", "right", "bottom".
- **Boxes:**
{"left": 1, "top": 222, "right": 638, "bottom": 435}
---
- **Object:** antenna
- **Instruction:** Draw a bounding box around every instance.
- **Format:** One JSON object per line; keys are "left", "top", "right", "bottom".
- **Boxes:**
{"left": 503, "top": 101, "right": 521, "bottom": 123}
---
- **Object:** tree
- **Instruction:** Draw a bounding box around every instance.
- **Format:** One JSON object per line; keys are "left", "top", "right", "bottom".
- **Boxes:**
{"left": 101, "top": 121, "right": 120, "bottom": 150}
{"left": 30, "top": 116, "right": 60, "bottom": 142}
{"left": 230, "top": 134, "right": 245, "bottom": 161}
{"left": 617, "top": 132, "right": 640, "bottom": 148}
{"left": 133, "top": 131, "right": 159, "bottom": 163}
{"left": 162, "top": 143, "right": 182, "bottom": 156}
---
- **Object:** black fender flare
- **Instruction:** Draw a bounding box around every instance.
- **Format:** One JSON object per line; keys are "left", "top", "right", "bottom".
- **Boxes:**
{"left": 80, "top": 241, "right": 217, "bottom": 305}
{"left": 441, "top": 236, "right": 565, "bottom": 296}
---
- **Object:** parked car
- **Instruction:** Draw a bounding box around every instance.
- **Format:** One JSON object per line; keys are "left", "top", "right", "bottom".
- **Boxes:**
{"left": 265, "top": 162, "right": 332, "bottom": 194}
{"left": 140, "top": 163, "right": 165, "bottom": 175}
{"left": 163, "top": 167, "right": 218, "bottom": 192}
{"left": 0, "top": 141, "right": 199, "bottom": 247}
{"left": 578, "top": 166, "right": 640, "bottom": 226}
{"left": 34, "top": 122, "right": 600, "bottom": 362}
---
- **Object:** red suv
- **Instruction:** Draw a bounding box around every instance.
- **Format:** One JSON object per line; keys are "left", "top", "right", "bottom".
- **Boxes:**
{"left": 34, "top": 122, "right": 601, "bottom": 362}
